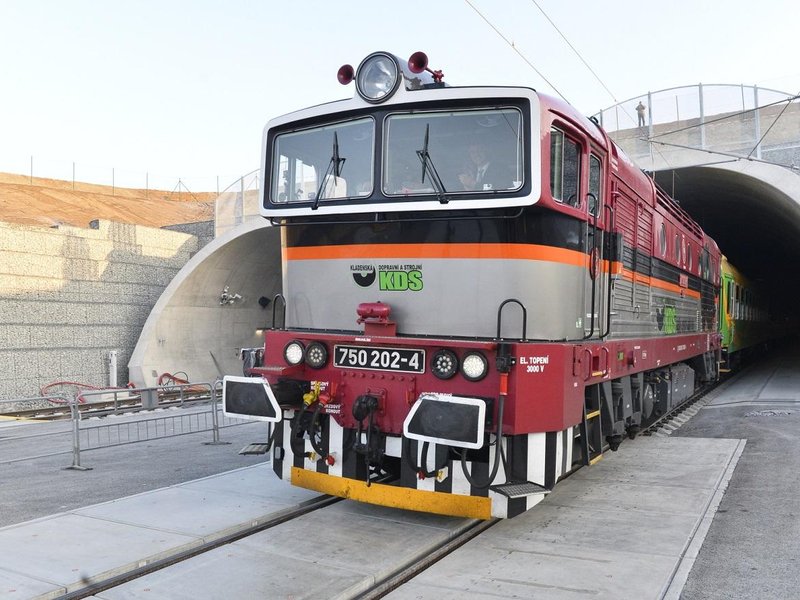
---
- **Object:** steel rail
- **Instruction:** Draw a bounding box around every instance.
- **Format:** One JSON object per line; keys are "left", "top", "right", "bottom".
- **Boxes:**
{"left": 0, "top": 392, "right": 213, "bottom": 421}
{"left": 57, "top": 493, "right": 342, "bottom": 600}
{"left": 354, "top": 517, "right": 498, "bottom": 599}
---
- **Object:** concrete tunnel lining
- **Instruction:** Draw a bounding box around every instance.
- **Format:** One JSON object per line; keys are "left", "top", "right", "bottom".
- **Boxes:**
{"left": 653, "top": 159, "right": 800, "bottom": 307}
{"left": 128, "top": 220, "right": 281, "bottom": 388}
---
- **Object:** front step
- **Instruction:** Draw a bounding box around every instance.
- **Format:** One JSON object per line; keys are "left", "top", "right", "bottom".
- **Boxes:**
{"left": 579, "top": 389, "right": 604, "bottom": 465}
{"left": 239, "top": 442, "right": 270, "bottom": 455}
{"left": 490, "top": 481, "right": 549, "bottom": 499}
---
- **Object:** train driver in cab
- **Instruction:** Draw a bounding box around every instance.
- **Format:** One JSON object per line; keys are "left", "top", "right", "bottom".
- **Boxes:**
{"left": 458, "top": 141, "right": 512, "bottom": 191}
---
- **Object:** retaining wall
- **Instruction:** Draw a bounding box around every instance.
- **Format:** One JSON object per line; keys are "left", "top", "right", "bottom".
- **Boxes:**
{"left": 0, "top": 219, "right": 199, "bottom": 399}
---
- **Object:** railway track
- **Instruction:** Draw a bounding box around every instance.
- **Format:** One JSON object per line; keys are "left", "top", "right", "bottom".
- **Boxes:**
{"left": 357, "top": 517, "right": 498, "bottom": 599}
{"left": 55, "top": 487, "right": 493, "bottom": 600}
{"left": 58, "top": 493, "right": 343, "bottom": 600}
{"left": 44, "top": 371, "right": 743, "bottom": 599}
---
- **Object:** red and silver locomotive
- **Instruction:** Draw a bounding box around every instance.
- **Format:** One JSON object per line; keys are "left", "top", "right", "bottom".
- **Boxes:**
{"left": 224, "top": 51, "right": 722, "bottom": 519}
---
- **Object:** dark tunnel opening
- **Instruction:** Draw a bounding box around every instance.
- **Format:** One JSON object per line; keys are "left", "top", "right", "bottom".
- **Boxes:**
{"left": 653, "top": 166, "right": 800, "bottom": 322}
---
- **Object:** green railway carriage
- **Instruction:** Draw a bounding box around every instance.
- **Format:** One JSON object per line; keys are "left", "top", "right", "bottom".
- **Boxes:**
{"left": 719, "top": 256, "right": 781, "bottom": 368}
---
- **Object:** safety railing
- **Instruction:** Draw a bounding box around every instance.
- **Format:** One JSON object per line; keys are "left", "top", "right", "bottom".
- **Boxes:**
{"left": 213, "top": 169, "right": 262, "bottom": 238}
{"left": 0, "top": 394, "right": 74, "bottom": 465}
{"left": 593, "top": 84, "right": 795, "bottom": 133}
{"left": 592, "top": 83, "right": 800, "bottom": 169}
{"left": 0, "top": 381, "right": 260, "bottom": 469}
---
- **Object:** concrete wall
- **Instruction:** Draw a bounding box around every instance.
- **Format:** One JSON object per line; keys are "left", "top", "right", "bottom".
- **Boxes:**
{"left": 162, "top": 220, "right": 215, "bottom": 253}
{"left": 128, "top": 220, "right": 281, "bottom": 389}
{"left": 0, "top": 219, "right": 198, "bottom": 400}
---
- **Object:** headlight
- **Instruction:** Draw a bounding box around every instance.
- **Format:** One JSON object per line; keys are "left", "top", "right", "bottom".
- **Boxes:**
{"left": 356, "top": 52, "right": 400, "bottom": 103}
{"left": 431, "top": 349, "right": 458, "bottom": 380}
{"left": 305, "top": 342, "right": 328, "bottom": 369}
{"left": 284, "top": 341, "right": 305, "bottom": 366}
{"left": 461, "top": 351, "right": 488, "bottom": 382}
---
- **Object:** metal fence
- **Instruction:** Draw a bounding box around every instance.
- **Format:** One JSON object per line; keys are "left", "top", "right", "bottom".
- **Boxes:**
{"left": 0, "top": 394, "right": 73, "bottom": 464}
{"left": 0, "top": 382, "right": 257, "bottom": 469}
{"left": 0, "top": 153, "right": 251, "bottom": 196}
{"left": 213, "top": 169, "right": 262, "bottom": 237}
{"left": 593, "top": 84, "right": 795, "bottom": 133}
{"left": 592, "top": 84, "right": 800, "bottom": 170}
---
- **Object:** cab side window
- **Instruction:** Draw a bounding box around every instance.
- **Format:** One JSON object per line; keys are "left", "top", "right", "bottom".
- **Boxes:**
{"left": 550, "top": 128, "right": 580, "bottom": 207}
{"left": 588, "top": 155, "right": 602, "bottom": 216}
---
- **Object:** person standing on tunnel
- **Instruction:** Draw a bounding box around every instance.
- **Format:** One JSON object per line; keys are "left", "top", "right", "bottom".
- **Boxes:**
{"left": 636, "top": 101, "right": 646, "bottom": 128}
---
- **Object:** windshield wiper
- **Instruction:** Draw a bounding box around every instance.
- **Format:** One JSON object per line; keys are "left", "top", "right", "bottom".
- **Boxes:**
{"left": 313, "top": 131, "right": 346, "bottom": 210}
{"left": 416, "top": 124, "right": 449, "bottom": 204}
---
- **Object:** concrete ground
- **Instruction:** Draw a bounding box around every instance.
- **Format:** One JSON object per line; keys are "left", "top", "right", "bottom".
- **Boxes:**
{"left": 0, "top": 415, "right": 268, "bottom": 528}
{"left": 675, "top": 339, "right": 800, "bottom": 600}
{"left": 388, "top": 436, "right": 742, "bottom": 600}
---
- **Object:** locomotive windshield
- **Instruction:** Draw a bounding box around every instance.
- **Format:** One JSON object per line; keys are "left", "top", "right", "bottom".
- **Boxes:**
{"left": 269, "top": 107, "right": 524, "bottom": 207}
{"left": 383, "top": 108, "right": 523, "bottom": 196}
{"left": 272, "top": 117, "right": 375, "bottom": 203}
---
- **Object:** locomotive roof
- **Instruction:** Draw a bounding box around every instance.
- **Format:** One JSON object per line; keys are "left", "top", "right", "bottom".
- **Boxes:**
{"left": 536, "top": 92, "right": 656, "bottom": 201}
{"left": 536, "top": 91, "right": 714, "bottom": 244}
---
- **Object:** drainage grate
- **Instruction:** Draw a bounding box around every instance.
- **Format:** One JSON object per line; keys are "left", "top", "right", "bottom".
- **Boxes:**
{"left": 744, "top": 410, "right": 793, "bottom": 417}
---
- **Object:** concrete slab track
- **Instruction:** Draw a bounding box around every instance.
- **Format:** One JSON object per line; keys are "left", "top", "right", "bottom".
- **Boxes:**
{"left": 5, "top": 341, "right": 800, "bottom": 598}
{"left": 0, "top": 438, "right": 741, "bottom": 599}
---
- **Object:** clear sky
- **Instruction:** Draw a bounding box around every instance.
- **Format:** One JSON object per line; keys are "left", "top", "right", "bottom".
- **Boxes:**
{"left": 1, "top": 0, "right": 798, "bottom": 191}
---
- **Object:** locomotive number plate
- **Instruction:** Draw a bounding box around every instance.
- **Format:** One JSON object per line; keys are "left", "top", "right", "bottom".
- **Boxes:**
{"left": 334, "top": 345, "right": 425, "bottom": 374}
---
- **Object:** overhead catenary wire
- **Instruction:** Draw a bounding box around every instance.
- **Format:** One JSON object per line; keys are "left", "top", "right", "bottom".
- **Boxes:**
{"left": 522, "top": 0, "right": 672, "bottom": 174}
{"left": 528, "top": 0, "right": 619, "bottom": 105}
{"left": 640, "top": 91, "right": 800, "bottom": 173}
{"left": 463, "top": 0, "right": 570, "bottom": 103}
{"left": 463, "top": 0, "right": 648, "bottom": 131}
{"left": 646, "top": 138, "right": 800, "bottom": 171}
{"left": 747, "top": 90, "right": 800, "bottom": 158}
{"left": 470, "top": 3, "right": 800, "bottom": 182}
{"left": 463, "top": 1, "right": 677, "bottom": 176}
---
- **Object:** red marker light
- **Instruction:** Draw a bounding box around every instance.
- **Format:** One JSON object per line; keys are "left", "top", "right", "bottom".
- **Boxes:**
{"left": 337, "top": 64, "right": 354, "bottom": 85}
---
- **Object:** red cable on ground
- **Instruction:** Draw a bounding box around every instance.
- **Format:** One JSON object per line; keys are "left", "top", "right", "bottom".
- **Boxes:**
{"left": 156, "top": 372, "right": 206, "bottom": 394}
{"left": 40, "top": 380, "right": 137, "bottom": 404}
{"left": 40, "top": 381, "right": 104, "bottom": 404}
{"left": 41, "top": 373, "right": 204, "bottom": 406}
{"left": 157, "top": 372, "right": 190, "bottom": 386}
